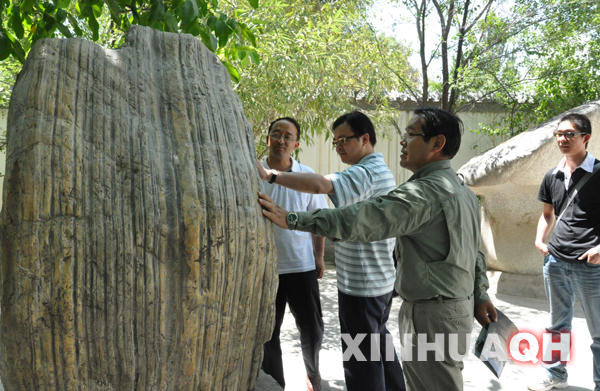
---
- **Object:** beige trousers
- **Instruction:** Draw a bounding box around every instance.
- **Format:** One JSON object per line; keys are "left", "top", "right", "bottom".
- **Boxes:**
{"left": 398, "top": 296, "right": 474, "bottom": 391}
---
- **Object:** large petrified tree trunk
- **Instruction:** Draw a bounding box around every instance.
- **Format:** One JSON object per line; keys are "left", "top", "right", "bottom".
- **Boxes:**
{"left": 0, "top": 25, "right": 277, "bottom": 391}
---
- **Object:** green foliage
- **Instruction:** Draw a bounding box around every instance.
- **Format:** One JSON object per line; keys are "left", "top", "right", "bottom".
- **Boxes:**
{"left": 0, "top": 0, "right": 260, "bottom": 78}
{"left": 476, "top": 0, "right": 600, "bottom": 135}
{"left": 228, "top": 0, "right": 417, "bottom": 156}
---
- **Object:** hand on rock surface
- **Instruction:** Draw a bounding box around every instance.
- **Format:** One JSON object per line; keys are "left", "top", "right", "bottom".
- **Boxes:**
{"left": 258, "top": 191, "right": 290, "bottom": 230}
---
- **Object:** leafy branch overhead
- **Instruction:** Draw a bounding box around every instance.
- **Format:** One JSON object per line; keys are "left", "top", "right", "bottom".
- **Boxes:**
{"left": 0, "top": 0, "right": 261, "bottom": 81}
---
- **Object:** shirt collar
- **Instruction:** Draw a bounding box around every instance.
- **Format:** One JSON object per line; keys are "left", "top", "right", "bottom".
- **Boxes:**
{"left": 409, "top": 159, "right": 453, "bottom": 181}
{"left": 552, "top": 152, "right": 596, "bottom": 175}
{"left": 357, "top": 152, "right": 382, "bottom": 165}
{"left": 263, "top": 155, "right": 299, "bottom": 172}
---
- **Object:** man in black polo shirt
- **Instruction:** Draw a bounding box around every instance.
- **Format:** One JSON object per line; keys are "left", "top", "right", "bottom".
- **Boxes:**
{"left": 531, "top": 113, "right": 600, "bottom": 391}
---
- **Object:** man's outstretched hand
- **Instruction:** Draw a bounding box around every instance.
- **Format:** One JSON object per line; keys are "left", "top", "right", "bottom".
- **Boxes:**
{"left": 258, "top": 191, "right": 290, "bottom": 229}
{"left": 256, "top": 160, "right": 271, "bottom": 181}
{"left": 475, "top": 300, "right": 498, "bottom": 327}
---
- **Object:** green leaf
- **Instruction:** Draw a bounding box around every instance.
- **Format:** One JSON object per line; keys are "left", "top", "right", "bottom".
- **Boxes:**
{"left": 56, "top": 9, "right": 68, "bottom": 23}
{"left": 207, "top": 15, "right": 217, "bottom": 29}
{"left": 91, "top": 2, "right": 102, "bottom": 17}
{"left": 248, "top": 0, "right": 258, "bottom": 9}
{"left": 104, "top": 0, "right": 122, "bottom": 23}
{"left": 130, "top": 0, "right": 140, "bottom": 22}
{"left": 215, "top": 20, "right": 226, "bottom": 37}
{"left": 56, "top": 21, "right": 73, "bottom": 37}
{"left": 56, "top": 0, "right": 71, "bottom": 8}
{"left": 10, "top": 5, "right": 24, "bottom": 40}
{"left": 0, "top": 32, "right": 11, "bottom": 60}
{"left": 181, "top": 0, "right": 198, "bottom": 25}
{"left": 88, "top": 13, "right": 99, "bottom": 41}
{"left": 221, "top": 60, "right": 240, "bottom": 83}
{"left": 6, "top": 32, "right": 25, "bottom": 63}
{"left": 166, "top": 10, "right": 178, "bottom": 32}
{"left": 197, "top": 0, "right": 207, "bottom": 17}
{"left": 240, "top": 23, "right": 256, "bottom": 46}
{"left": 149, "top": 0, "right": 166, "bottom": 23}
{"left": 67, "top": 13, "right": 83, "bottom": 35}
{"left": 21, "top": 0, "right": 37, "bottom": 13}
{"left": 208, "top": 29, "right": 217, "bottom": 51}
{"left": 249, "top": 50, "right": 260, "bottom": 65}
{"left": 43, "top": 14, "right": 57, "bottom": 32}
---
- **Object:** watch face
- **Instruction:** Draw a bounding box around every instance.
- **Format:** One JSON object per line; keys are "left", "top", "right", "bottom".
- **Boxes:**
{"left": 287, "top": 213, "right": 298, "bottom": 224}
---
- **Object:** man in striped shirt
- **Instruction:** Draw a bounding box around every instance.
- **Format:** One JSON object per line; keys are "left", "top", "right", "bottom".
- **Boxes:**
{"left": 257, "top": 111, "right": 405, "bottom": 391}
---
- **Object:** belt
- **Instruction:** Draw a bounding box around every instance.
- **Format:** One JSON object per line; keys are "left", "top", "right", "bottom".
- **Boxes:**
{"left": 400, "top": 294, "right": 472, "bottom": 304}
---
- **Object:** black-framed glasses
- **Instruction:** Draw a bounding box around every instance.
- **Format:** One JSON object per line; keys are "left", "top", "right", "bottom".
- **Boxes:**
{"left": 399, "top": 132, "right": 427, "bottom": 141}
{"left": 269, "top": 133, "right": 296, "bottom": 142}
{"left": 332, "top": 135, "right": 359, "bottom": 147}
{"left": 553, "top": 131, "right": 586, "bottom": 139}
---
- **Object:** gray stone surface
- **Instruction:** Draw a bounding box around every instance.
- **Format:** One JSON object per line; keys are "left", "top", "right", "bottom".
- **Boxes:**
{"left": 252, "top": 370, "right": 284, "bottom": 391}
{"left": 459, "top": 101, "right": 600, "bottom": 290}
{"left": 0, "top": 25, "right": 277, "bottom": 390}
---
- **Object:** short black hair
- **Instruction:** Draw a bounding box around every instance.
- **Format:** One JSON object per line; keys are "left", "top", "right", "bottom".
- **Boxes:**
{"left": 413, "top": 107, "right": 463, "bottom": 158}
{"left": 268, "top": 117, "right": 301, "bottom": 140}
{"left": 559, "top": 113, "right": 592, "bottom": 135}
{"left": 332, "top": 111, "right": 377, "bottom": 146}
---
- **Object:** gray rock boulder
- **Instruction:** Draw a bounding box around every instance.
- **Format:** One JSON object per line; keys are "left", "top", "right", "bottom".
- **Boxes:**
{"left": 0, "top": 25, "right": 277, "bottom": 390}
{"left": 459, "top": 101, "right": 600, "bottom": 296}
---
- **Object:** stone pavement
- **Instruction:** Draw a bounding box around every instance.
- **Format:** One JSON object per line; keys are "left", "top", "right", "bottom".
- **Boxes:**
{"left": 275, "top": 266, "right": 595, "bottom": 391}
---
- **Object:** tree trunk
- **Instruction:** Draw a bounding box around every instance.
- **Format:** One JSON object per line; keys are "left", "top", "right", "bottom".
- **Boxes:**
{"left": 0, "top": 25, "right": 277, "bottom": 391}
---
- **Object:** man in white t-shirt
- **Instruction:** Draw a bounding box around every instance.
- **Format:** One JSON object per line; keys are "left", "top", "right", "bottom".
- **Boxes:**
{"left": 260, "top": 117, "right": 329, "bottom": 391}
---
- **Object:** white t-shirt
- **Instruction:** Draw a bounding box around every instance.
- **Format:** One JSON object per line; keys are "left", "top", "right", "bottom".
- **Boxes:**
{"left": 262, "top": 157, "right": 329, "bottom": 274}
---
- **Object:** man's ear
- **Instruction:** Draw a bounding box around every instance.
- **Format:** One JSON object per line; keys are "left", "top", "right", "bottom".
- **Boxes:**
{"left": 584, "top": 133, "right": 591, "bottom": 146}
{"left": 292, "top": 140, "right": 300, "bottom": 151}
{"left": 432, "top": 134, "right": 447, "bottom": 154}
{"left": 361, "top": 133, "right": 370, "bottom": 146}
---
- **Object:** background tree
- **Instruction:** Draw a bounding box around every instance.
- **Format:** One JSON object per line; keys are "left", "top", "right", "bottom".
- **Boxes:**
{"left": 226, "top": 0, "right": 417, "bottom": 153}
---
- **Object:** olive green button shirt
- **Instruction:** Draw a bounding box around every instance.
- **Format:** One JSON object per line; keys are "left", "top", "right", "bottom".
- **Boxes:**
{"left": 294, "top": 159, "right": 490, "bottom": 305}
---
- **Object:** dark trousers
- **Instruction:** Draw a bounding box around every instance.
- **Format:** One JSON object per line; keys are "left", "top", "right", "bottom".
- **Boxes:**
{"left": 339, "top": 290, "right": 406, "bottom": 391}
{"left": 262, "top": 270, "right": 324, "bottom": 388}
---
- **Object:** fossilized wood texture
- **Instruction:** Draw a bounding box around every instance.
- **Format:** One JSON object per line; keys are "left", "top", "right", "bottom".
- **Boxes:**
{"left": 0, "top": 25, "right": 277, "bottom": 391}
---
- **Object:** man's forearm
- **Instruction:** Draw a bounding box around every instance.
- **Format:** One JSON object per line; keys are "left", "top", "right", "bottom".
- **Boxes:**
{"left": 312, "top": 235, "right": 325, "bottom": 259}
{"left": 473, "top": 250, "right": 491, "bottom": 305}
{"left": 272, "top": 171, "right": 334, "bottom": 195}
{"left": 535, "top": 214, "right": 554, "bottom": 244}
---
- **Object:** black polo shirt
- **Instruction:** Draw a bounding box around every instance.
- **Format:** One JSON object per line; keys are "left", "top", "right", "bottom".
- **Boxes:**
{"left": 537, "top": 157, "right": 600, "bottom": 263}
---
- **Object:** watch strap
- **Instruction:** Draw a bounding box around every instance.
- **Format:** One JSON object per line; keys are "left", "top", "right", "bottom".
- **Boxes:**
{"left": 268, "top": 170, "right": 278, "bottom": 184}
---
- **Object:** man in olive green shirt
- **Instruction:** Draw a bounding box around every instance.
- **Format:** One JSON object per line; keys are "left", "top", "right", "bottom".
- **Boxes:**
{"left": 259, "top": 108, "right": 497, "bottom": 391}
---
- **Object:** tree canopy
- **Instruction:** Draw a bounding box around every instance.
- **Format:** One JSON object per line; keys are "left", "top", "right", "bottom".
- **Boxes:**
{"left": 229, "top": 0, "right": 416, "bottom": 150}
{"left": 388, "top": 0, "right": 600, "bottom": 135}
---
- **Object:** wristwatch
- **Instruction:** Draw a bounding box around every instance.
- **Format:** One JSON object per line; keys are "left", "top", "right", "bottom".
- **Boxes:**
{"left": 268, "top": 169, "right": 279, "bottom": 184}
{"left": 286, "top": 212, "right": 298, "bottom": 230}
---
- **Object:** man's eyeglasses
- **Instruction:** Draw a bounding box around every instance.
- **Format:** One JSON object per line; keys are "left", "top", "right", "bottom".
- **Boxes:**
{"left": 399, "top": 132, "right": 427, "bottom": 141}
{"left": 553, "top": 131, "right": 587, "bottom": 139}
{"left": 269, "top": 133, "right": 296, "bottom": 142}
{"left": 332, "top": 135, "right": 359, "bottom": 147}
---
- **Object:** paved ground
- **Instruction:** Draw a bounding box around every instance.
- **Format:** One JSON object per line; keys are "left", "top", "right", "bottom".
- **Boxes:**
{"left": 276, "top": 266, "right": 596, "bottom": 391}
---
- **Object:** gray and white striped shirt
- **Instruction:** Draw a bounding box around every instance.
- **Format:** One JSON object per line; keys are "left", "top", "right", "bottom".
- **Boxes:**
{"left": 327, "top": 153, "right": 397, "bottom": 297}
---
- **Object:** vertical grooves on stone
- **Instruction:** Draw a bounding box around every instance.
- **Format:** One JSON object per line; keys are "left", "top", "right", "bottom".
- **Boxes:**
{"left": 0, "top": 26, "right": 277, "bottom": 391}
